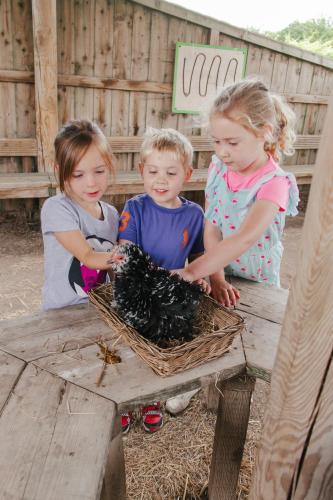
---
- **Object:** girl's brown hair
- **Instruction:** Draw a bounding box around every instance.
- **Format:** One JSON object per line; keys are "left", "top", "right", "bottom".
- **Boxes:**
{"left": 54, "top": 120, "right": 114, "bottom": 192}
{"left": 210, "top": 79, "right": 296, "bottom": 161}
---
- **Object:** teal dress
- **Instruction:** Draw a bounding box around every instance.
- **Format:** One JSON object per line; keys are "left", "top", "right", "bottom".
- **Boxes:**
{"left": 205, "top": 155, "right": 299, "bottom": 286}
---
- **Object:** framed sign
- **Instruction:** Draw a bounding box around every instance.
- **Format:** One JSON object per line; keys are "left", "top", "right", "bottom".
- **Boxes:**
{"left": 172, "top": 42, "right": 247, "bottom": 115}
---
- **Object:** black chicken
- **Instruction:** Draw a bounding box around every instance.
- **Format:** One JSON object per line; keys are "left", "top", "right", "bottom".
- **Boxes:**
{"left": 109, "top": 242, "right": 204, "bottom": 346}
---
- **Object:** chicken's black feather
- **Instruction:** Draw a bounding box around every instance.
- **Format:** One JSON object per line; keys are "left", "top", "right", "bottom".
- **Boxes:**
{"left": 110, "top": 243, "right": 204, "bottom": 345}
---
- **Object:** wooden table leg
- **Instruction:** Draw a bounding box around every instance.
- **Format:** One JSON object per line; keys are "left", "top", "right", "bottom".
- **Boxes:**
{"left": 209, "top": 376, "right": 255, "bottom": 500}
{"left": 101, "top": 414, "right": 126, "bottom": 500}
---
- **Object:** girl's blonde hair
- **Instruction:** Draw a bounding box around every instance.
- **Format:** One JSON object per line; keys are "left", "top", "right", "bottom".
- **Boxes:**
{"left": 209, "top": 79, "right": 296, "bottom": 161}
{"left": 54, "top": 120, "right": 114, "bottom": 192}
{"left": 140, "top": 127, "right": 193, "bottom": 167}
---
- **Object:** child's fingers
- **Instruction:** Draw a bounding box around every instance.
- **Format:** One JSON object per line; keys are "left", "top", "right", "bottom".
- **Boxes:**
{"left": 225, "top": 286, "right": 239, "bottom": 307}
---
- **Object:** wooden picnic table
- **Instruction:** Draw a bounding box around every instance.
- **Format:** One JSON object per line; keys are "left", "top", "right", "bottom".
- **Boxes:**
{"left": 0, "top": 278, "right": 288, "bottom": 500}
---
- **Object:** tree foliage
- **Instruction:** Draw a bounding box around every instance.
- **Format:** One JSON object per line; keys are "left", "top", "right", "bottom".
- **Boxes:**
{"left": 257, "top": 18, "right": 333, "bottom": 59}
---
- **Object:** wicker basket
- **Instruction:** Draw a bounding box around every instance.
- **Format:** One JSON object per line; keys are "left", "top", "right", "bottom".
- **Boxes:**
{"left": 89, "top": 283, "right": 244, "bottom": 377}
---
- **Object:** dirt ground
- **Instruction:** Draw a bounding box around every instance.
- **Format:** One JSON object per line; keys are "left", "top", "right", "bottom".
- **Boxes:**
{"left": 0, "top": 214, "right": 304, "bottom": 498}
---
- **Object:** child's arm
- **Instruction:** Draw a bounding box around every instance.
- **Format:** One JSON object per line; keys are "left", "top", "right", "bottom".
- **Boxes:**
{"left": 187, "top": 251, "right": 211, "bottom": 294}
{"left": 55, "top": 230, "right": 113, "bottom": 269}
{"left": 204, "top": 219, "right": 240, "bottom": 306}
{"left": 183, "top": 199, "right": 279, "bottom": 281}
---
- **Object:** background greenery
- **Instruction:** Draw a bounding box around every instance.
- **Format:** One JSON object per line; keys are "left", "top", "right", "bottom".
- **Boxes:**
{"left": 252, "top": 18, "right": 333, "bottom": 59}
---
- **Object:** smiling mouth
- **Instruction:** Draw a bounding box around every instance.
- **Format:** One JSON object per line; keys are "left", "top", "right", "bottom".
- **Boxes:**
{"left": 87, "top": 191, "right": 99, "bottom": 196}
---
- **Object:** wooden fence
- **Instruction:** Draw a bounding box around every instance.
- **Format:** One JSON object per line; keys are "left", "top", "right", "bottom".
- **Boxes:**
{"left": 0, "top": 0, "right": 332, "bottom": 216}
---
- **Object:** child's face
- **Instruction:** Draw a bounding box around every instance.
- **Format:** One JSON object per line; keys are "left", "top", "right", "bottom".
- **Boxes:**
{"left": 210, "top": 115, "right": 268, "bottom": 174}
{"left": 140, "top": 150, "right": 192, "bottom": 208}
{"left": 66, "top": 144, "right": 109, "bottom": 207}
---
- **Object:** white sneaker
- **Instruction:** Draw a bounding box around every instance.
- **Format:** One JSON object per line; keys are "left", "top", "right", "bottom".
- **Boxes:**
{"left": 165, "top": 388, "right": 200, "bottom": 415}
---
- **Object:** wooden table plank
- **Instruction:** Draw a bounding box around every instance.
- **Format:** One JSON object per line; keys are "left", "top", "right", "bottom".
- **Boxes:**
{"left": 0, "top": 304, "right": 117, "bottom": 362}
{"left": 0, "top": 363, "right": 117, "bottom": 500}
{"left": 0, "top": 351, "right": 25, "bottom": 412}
{"left": 34, "top": 333, "right": 246, "bottom": 411}
{"left": 241, "top": 313, "right": 282, "bottom": 382}
{"left": 231, "top": 277, "right": 288, "bottom": 324}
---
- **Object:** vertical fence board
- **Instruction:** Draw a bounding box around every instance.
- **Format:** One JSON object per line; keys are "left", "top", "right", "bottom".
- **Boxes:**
{"left": 294, "top": 61, "right": 314, "bottom": 166}
{"left": 111, "top": 0, "right": 133, "bottom": 172}
{"left": 74, "top": 0, "right": 95, "bottom": 121}
{"left": 32, "top": 0, "right": 58, "bottom": 173}
{"left": 57, "top": 0, "right": 75, "bottom": 125}
{"left": 258, "top": 48, "right": 275, "bottom": 88}
{"left": 128, "top": 3, "right": 150, "bottom": 170}
{"left": 93, "top": 0, "right": 114, "bottom": 136}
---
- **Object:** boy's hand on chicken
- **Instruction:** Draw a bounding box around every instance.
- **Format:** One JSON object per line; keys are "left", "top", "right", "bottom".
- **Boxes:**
{"left": 209, "top": 271, "right": 240, "bottom": 307}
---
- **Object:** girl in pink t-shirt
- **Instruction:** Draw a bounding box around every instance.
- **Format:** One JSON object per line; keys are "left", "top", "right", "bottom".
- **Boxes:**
{"left": 181, "top": 79, "right": 299, "bottom": 305}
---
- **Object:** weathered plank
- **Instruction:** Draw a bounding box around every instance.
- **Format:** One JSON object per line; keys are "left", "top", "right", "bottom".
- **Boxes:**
{"left": 231, "top": 277, "right": 288, "bottom": 325}
{"left": 249, "top": 94, "right": 333, "bottom": 500}
{"left": 0, "top": 304, "right": 116, "bottom": 362}
{"left": 0, "top": 135, "right": 322, "bottom": 157}
{"left": 0, "top": 351, "right": 25, "bottom": 413}
{"left": 31, "top": 0, "right": 58, "bottom": 172}
{"left": 0, "top": 363, "right": 117, "bottom": 500}
{"left": 241, "top": 312, "right": 282, "bottom": 382}
{"left": 0, "top": 172, "right": 51, "bottom": 198}
{"left": 34, "top": 332, "right": 246, "bottom": 411}
{"left": 57, "top": 0, "right": 75, "bottom": 125}
{"left": 1, "top": 69, "right": 331, "bottom": 104}
{"left": 292, "top": 356, "right": 333, "bottom": 499}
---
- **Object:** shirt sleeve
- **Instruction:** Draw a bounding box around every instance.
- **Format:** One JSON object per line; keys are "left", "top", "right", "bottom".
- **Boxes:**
{"left": 118, "top": 200, "right": 138, "bottom": 243}
{"left": 189, "top": 207, "right": 205, "bottom": 255}
{"left": 41, "top": 197, "right": 80, "bottom": 234}
{"left": 257, "top": 176, "right": 290, "bottom": 212}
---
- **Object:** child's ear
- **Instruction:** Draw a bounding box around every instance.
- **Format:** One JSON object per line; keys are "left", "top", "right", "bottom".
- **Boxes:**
{"left": 185, "top": 166, "right": 193, "bottom": 181}
{"left": 138, "top": 162, "right": 144, "bottom": 176}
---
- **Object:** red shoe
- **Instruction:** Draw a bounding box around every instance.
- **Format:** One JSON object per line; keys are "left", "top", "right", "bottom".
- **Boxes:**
{"left": 121, "top": 411, "right": 133, "bottom": 434}
{"left": 141, "top": 402, "right": 163, "bottom": 433}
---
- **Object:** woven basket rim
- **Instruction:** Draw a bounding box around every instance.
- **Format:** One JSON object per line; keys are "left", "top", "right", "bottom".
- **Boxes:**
{"left": 89, "top": 282, "right": 244, "bottom": 376}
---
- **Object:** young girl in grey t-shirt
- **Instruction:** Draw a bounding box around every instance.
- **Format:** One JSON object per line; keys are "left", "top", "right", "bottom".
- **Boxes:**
{"left": 41, "top": 120, "right": 118, "bottom": 310}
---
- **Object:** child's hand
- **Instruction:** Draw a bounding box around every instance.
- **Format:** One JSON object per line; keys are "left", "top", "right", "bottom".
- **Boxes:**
{"left": 194, "top": 278, "right": 211, "bottom": 295}
{"left": 171, "top": 268, "right": 195, "bottom": 282}
{"left": 210, "top": 272, "right": 240, "bottom": 307}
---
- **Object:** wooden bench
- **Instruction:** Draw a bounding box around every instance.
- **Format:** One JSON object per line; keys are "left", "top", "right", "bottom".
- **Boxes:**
{"left": 0, "top": 278, "right": 288, "bottom": 499}
{"left": 0, "top": 164, "right": 314, "bottom": 199}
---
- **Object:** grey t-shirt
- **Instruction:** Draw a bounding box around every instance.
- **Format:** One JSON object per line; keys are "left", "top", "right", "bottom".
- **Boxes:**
{"left": 41, "top": 193, "right": 118, "bottom": 310}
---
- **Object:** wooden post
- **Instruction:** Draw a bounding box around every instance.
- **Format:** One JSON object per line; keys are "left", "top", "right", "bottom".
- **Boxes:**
{"left": 250, "top": 95, "right": 333, "bottom": 499}
{"left": 209, "top": 376, "right": 255, "bottom": 499}
{"left": 101, "top": 415, "right": 126, "bottom": 500}
{"left": 32, "top": 0, "right": 58, "bottom": 172}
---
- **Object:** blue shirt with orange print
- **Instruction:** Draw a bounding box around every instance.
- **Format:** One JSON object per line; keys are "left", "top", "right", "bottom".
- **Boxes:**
{"left": 118, "top": 194, "right": 204, "bottom": 270}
